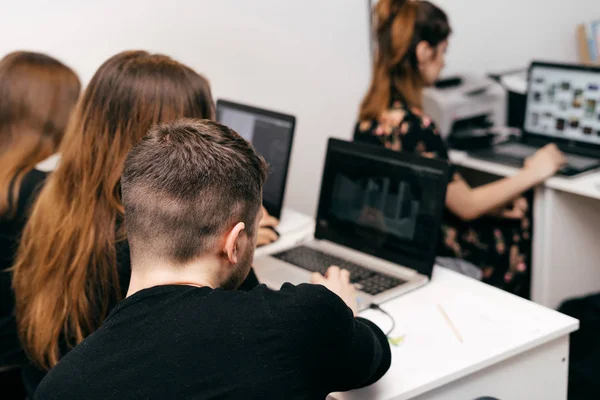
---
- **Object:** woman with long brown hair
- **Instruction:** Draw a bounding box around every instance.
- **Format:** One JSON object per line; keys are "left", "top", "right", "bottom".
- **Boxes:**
{"left": 355, "top": 0, "right": 566, "bottom": 296}
{"left": 0, "top": 51, "right": 80, "bottom": 397}
{"left": 11, "top": 50, "right": 258, "bottom": 396}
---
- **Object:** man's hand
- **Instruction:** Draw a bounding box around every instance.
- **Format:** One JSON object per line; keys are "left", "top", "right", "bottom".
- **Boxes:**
{"left": 256, "top": 206, "right": 279, "bottom": 247}
{"left": 311, "top": 266, "right": 358, "bottom": 316}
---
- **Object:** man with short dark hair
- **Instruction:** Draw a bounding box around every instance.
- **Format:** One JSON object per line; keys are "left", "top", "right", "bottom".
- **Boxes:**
{"left": 35, "top": 119, "right": 391, "bottom": 400}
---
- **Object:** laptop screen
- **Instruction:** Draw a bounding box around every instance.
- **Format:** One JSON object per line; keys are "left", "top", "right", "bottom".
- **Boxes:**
{"left": 315, "top": 139, "right": 449, "bottom": 277}
{"left": 524, "top": 63, "right": 600, "bottom": 144}
{"left": 216, "top": 100, "right": 295, "bottom": 219}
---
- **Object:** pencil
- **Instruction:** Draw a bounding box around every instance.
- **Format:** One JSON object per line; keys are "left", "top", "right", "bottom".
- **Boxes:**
{"left": 438, "top": 304, "right": 463, "bottom": 343}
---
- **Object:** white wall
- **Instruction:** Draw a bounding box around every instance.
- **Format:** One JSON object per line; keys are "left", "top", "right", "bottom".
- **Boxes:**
{"left": 1, "top": 0, "right": 371, "bottom": 217}
{"left": 432, "top": 0, "right": 600, "bottom": 77}
{"left": 2, "top": 0, "right": 599, "bottom": 216}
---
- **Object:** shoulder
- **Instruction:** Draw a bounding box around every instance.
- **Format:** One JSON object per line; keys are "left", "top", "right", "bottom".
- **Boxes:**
{"left": 34, "top": 348, "right": 83, "bottom": 399}
{"left": 258, "top": 283, "right": 354, "bottom": 334}
{"left": 19, "top": 169, "right": 47, "bottom": 196}
{"left": 16, "top": 169, "right": 47, "bottom": 212}
{"left": 401, "top": 106, "right": 438, "bottom": 135}
{"left": 21, "top": 168, "right": 48, "bottom": 187}
{"left": 353, "top": 119, "right": 379, "bottom": 142}
{"left": 258, "top": 282, "right": 346, "bottom": 308}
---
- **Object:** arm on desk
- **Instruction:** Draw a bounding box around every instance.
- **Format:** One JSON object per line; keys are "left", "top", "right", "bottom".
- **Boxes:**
{"left": 447, "top": 144, "right": 565, "bottom": 221}
{"left": 269, "top": 283, "right": 391, "bottom": 392}
{"left": 310, "top": 267, "right": 391, "bottom": 389}
{"left": 311, "top": 287, "right": 391, "bottom": 391}
{"left": 328, "top": 316, "right": 392, "bottom": 390}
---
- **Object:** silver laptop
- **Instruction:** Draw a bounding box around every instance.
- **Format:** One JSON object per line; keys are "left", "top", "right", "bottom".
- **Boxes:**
{"left": 253, "top": 138, "right": 450, "bottom": 311}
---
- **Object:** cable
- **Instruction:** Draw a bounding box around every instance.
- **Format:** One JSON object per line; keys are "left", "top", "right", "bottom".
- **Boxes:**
{"left": 369, "top": 303, "right": 396, "bottom": 337}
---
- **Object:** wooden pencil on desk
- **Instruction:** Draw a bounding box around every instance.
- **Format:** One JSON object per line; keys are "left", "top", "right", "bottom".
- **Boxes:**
{"left": 438, "top": 304, "right": 464, "bottom": 343}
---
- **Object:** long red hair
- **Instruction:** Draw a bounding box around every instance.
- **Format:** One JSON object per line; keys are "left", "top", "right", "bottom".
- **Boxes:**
{"left": 12, "top": 50, "right": 215, "bottom": 369}
{"left": 360, "top": 0, "right": 451, "bottom": 120}
{"left": 0, "top": 51, "right": 80, "bottom": 216}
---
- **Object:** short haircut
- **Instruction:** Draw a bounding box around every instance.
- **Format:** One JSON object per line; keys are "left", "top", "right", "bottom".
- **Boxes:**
{"left": 121, "top": 118, "right": 268, "bottom": 264}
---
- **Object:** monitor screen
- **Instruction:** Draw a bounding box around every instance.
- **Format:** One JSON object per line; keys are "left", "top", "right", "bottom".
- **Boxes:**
{"left": 216, "top": 101, "right": 295, "bottom": 219}
{"left": 525, "top": 64, "right": 600, "bottom": 144}
{"left": 315, "top": 140, "right": 449, "bottom": 277}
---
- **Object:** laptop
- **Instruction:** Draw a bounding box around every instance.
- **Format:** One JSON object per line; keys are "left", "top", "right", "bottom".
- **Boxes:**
{"left": 216, "top": 100, "right": 296, "bottom": 219}
{"left": 253, "top": 138, "right": 450, "bottom": 310}
{"left": 469, "top": 62, "right": 600, "bottom": 177}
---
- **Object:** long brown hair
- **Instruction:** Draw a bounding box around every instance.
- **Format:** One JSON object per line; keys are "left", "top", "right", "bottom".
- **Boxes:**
{"left": 0, "top": 51, "right": 80, "bottom": 216}
{"left": 360, "top": 0, "right": 451, "bottom": 120}
{"left": 12, "top": 50, "right": 215, "bottom": 369}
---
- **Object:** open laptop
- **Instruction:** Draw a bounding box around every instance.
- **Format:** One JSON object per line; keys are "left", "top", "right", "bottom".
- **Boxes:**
{"left": 469, "top": 62, "right": 600, "bottom": 177}
{"left": 216, "top": 100, "right": 295, "bottom": 219}
{"left": 253, "top": 138, "right": 450, "bottom": 310}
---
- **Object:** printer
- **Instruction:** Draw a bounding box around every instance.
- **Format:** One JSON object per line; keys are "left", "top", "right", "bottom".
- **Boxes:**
{"left": 423, "top": 75, "right": 507, "bottom": 140}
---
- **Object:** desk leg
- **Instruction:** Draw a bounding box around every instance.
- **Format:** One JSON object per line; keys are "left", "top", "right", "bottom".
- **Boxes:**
{"left": 532, "top": 188, "right": 600, "bottom": 309}
{"left": 412, "top": 335, "right": 570, "bottom": 400}
{"left": 531, "top": 186, "right": 552, "bottom": 306}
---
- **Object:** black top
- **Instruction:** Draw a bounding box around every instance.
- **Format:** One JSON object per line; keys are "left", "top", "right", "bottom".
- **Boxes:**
{"left": 35, "top": 283, "right": 391, "bottom": 400}
{"left": 4, "top": 172, "right": 259, "bottom": 396}
{"left": 0, "top": 169, "right": 47, "bottom": 367}
{"left": 21, "top": 239, "right": 260, "bottom": 398}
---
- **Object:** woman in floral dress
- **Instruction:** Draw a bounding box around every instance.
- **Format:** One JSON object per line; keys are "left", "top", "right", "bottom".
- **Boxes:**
{"left": 356, "top": 0, "right": 566, "bottom": 296}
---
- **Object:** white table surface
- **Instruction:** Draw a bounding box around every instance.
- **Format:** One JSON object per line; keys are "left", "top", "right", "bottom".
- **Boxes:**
{"left": 333, "top": 266, "right": 579, "bottom": 400}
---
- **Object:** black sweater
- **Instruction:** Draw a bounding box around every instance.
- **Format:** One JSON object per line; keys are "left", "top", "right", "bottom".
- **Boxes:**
{"left": 0, "top": 169, "right": 47, "bottom": 367}
{"left": 35, "top": 283, "right": 391, "bottom": 400}
{"left": 0, "top": 170, "right": 260, "bottom": 396}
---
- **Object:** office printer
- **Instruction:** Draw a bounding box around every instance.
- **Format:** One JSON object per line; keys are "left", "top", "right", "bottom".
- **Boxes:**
{"left": 423, "top": 75, "right": 507, "bottom": 141}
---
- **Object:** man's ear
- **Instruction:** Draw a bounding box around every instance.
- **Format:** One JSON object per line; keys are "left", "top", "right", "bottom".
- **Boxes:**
{"left": 223, "top": 222, "right": 245, "bottom": 264}
{"left": 416, "top": 40, "right": 434, "bottom": 64}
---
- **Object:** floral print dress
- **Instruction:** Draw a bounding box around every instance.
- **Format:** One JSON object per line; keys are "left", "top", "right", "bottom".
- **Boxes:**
{"left": 354, "top": 100, "right": 532, "bottom": 297}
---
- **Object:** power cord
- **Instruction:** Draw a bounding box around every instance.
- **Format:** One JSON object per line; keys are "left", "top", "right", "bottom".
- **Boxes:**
{"left": 369, "top": 303, "right": 396, "bottom": 336}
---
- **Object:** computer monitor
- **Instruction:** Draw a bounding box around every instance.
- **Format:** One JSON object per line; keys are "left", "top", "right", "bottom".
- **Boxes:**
{"left": 524, "top": 62, "right": 600, "bottom": 146}
{"left": 216, "top": 100, "right": 296, "bottom": 219}
{"left": 315, "top": 139, "right": 450, "bottom": 277}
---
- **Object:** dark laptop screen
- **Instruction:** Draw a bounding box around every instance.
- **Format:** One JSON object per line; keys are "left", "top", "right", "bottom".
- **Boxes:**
{"left": 525, "top": 63, "right": 600, "bottom": 144}
{"left": 315, "top": 139, "right": 449, "bottom": 277}
{"left": 216, "top": 100, "right": 295, "bottom": 219}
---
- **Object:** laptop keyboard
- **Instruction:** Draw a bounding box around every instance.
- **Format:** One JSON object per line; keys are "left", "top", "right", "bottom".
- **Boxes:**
{"left": 273, "top": 246, "right": 406, "bottom": 295}
{"left": 469, "top": 148, "right": 600, "bottom": 177}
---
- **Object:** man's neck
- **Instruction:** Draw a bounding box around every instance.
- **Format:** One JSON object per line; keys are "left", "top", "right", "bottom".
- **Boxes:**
{"left": 127, "top": 258, "right": 222, "bottom": 297}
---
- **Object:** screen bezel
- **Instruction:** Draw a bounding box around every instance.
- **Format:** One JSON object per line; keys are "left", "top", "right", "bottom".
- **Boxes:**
{"left": 524, "top": 61, "right": 600, "bottom": 153}
{"left": 314, "top": 138, "right": 450, "bottom": 278}
{"left": 216, "top": 99, "right": 296, "bottom": 219}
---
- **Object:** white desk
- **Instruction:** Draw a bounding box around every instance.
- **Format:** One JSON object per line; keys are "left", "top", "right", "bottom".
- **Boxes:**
{"left": 254, "top": 212, "right": 579, "bottom": 400}
{"left": 450, "top": 150, "right": 600, "bottom": 309}
{"left": 331, "top": 267, "right": 578, "bottom": 400}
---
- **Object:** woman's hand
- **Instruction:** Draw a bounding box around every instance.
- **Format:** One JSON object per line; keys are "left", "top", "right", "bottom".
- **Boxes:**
{"left": 256, "top": 206, "right": 279, "bottom": 247}
{"left": 524, "top": 144, "right": 567, "bottom": 182}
